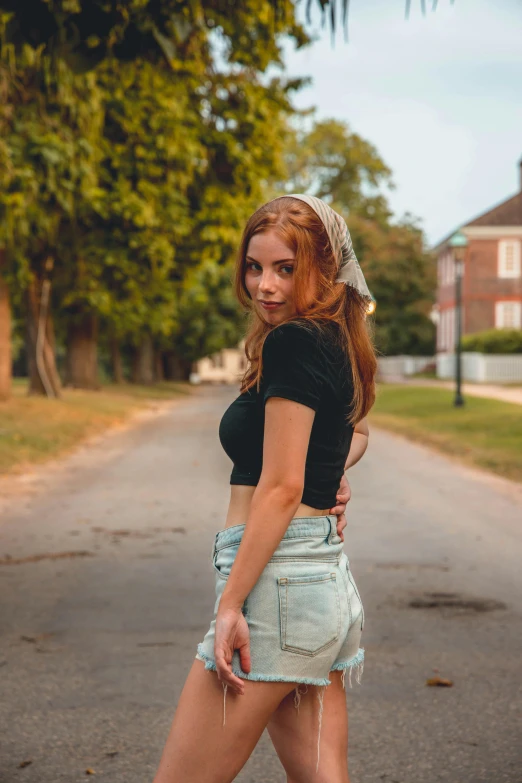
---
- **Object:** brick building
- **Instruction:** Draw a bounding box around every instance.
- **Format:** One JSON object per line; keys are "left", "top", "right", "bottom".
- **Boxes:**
{"left": 433, "top": 159, "right": 522, "bottom": 353}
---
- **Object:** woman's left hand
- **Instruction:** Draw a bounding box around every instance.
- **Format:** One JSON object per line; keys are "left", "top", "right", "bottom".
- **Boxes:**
{"left": 329, "top": 473, "right": 351, "bottom": 542}
{"left": 214, "top": 605, "right": 251, "bottom": 696}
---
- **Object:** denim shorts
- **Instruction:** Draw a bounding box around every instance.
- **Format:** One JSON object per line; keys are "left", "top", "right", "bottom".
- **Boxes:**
{"left": 195, "top": 514, "right": 365, "bottom": 690}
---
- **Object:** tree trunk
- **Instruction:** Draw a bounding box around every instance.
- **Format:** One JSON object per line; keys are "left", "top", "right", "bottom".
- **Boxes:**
{"left": 110, "top": 338, "right": 125, "bottom": 384}
{"left": 164, "top": 351, "right": 192, "bottom": 381}
{"left": 66, "top": 312, "right": 100, "bottom": 389}
{"left": 154, "top": 349, "right": 165, "bottom": 382}
{"left": 26, "top": 277, "right": 62, "bottom": 397}
{"left": 131, "top": 335, "right": 155, "bottom": 385}
{"left": 0, "top": 271, "right": 12, "bottom": 401}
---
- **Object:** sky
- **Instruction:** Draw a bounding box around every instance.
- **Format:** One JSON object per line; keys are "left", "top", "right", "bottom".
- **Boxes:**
{"left": 279, "top": 0, "right": 522, "bottom": 247}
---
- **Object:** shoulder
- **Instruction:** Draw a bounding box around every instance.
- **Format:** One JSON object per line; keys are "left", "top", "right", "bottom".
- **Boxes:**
{"left": 262, "top": 322, "right": 329, "bottom": 377}
{"left": 261, "top": 320, "right": 327, "bottom": 410}
{"left": 262, "top": 319, "right": 324, "bottom": 356}
{"left": 263, "top": 318, "right": 345, "bottom": 356}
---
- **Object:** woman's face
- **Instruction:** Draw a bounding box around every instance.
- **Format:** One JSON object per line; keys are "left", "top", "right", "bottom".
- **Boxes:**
{"left": 244, "top": 229, "right": 302, "bottom": 325}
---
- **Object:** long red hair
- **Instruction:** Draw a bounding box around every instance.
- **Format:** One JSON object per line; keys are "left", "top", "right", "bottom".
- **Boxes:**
{"left": 233, "top": 196, "right": 376, "bottom": 424}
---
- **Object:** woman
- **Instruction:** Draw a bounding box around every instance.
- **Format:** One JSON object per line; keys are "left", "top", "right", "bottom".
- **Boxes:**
{"left": 153, "top": 194, "right": 376, "bottom": 783}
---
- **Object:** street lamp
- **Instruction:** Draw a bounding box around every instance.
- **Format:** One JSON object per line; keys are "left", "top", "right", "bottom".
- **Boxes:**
{"left": 449, "top": 230, "right": 468, "bottom": 407}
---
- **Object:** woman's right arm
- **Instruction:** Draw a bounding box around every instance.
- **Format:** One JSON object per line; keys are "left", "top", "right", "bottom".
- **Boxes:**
{"left": 331, "top": 417, "right": 370, "bottom": 540}
{"left": 344, "top": 416, "right": 369, "bottom": 471}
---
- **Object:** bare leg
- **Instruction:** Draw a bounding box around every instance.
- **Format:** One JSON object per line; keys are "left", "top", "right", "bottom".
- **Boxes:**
{"left": 152, "top": 658, "right": 298, "bottom": 783}
{"left": 266, "top": 670, "right": 350, "bottom": 783}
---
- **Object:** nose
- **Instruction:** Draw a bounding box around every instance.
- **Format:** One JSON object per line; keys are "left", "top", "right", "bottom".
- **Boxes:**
{"left": 258, "top": 268, "right": 277, "bottom": 294}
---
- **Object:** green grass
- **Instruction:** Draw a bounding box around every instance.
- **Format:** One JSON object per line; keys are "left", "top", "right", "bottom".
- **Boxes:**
{"left": 371, "top": 384, "right": 522, "bottom": 483}
{"left": 0, "top": 380, "right": 193, "bottom": 475}
{"left": 410, "top": 369, "right": 438, "bottom": 380}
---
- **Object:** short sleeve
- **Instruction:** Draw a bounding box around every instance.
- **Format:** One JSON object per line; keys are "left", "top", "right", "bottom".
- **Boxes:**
{"left": 261, "top": 323, "right": 325, "bottom": 411}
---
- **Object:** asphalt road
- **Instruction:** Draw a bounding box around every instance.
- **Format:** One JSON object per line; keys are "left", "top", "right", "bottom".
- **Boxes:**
{"left": 1, "top": 385, "right": 521, "bottom": 783}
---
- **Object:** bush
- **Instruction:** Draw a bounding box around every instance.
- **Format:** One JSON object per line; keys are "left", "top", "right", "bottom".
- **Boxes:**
{"left": 461, "top": 329, "right": 522, "bottom": 354}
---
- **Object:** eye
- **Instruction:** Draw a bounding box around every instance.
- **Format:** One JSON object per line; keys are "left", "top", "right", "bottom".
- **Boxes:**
{"left": 280, "top": 265, "right": 294, "bottom": 274}
{"left": 246, "top": 261, "right": 261, "bottom": 271}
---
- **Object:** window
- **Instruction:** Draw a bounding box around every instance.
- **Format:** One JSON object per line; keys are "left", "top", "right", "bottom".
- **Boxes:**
{"left": 495, "top": 301, "right": 522, "bottom": 329}
{"left": 438, "top": 307, "right": 456, "bottom": 351}
{"left": 498, "top": 240, "right": 521, "bottom": 278}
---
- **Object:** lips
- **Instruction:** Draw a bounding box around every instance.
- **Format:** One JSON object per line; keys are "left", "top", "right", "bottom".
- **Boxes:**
{"left": 259, "top": 301, "right": 284, "bottom": 310}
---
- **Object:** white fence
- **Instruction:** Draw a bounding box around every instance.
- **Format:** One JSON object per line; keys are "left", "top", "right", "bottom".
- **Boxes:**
{"left": 437, "top": 352, "right": 522, "bottom": 383}
{"left": 377, "top": 355, "right": 435, "bottom": 380}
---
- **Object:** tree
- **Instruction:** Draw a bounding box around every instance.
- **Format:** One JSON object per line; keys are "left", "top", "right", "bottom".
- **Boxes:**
{"left": 0, "top": 251, "right": 10, "bottom": 400}
{"left": 0, "top": 85, "right": 12, "bottom": 398}
{"left": 350, "top": 214, "right": 436, "bottom": 355}
{"left": 283, "top": 118, "right": 393, "bottom": 224}
{"left": 0, "top": 1, "right": 308, "bottom": 392}
{"left": 284, "top": 118, "right": 436, "bottom": 355}
{"left": 79, "top": 17, "right": 303, "bottom": 382}
{"left": 166, "top": 67, "right": 301, "bottom": 377}
{"left": 0, "top": 0, "right": 441, "bottom": 397}
{"left": 169, "top": 261, "right": 243, "bottom": 378}
{"left": 0, "top": 1, "right": 308, "bottom": 73}
{"left": 57, "top": 57, "right": 200, "bottom": 387}
{"left": 0, "top": 44, "right": 103, "bottom": 395}
{"left": 0, "top": 1, "right": 446, "bottom": 68}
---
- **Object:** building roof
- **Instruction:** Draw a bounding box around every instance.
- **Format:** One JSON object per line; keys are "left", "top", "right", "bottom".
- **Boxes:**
{"left": 432, "top": 159, "right": 522, "bottom": 253}
{"left": 432, "top": 190, "right": 522, "bottom": 253}
{"left": 466, "top": 191, "right": 522, "bottom": 227}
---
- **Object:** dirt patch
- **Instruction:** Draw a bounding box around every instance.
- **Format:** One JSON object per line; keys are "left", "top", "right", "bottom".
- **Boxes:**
{"left": 409, "top": 591, "right": 506, "bottom": 613}
{"left": 0, "top": 550, "right": 94, "bottom": 566}
{"left": 90, "top": 526, "right": 186, "bottom": 540}
{"left": 375, "top": 562, "right": 450, "bottom": 572}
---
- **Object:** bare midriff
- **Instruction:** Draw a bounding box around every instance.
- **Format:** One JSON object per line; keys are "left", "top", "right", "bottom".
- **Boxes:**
{"left": 224, "top": 484, "right": 331, "bottom": 529}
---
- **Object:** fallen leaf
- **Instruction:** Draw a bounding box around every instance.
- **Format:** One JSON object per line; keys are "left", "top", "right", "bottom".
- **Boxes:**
{"left": 85, "top": 768, "right": 96, "bottom": 775}
{"left": 18, "top": 760, "right": 33, "bottom": 768}
{"left": 426, "top": 676, "right": 453, "bottom": 687}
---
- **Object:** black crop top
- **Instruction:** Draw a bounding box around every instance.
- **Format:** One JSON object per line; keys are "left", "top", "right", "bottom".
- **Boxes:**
{"left": 218, "top": 320, "right": 355, "bottom": 509}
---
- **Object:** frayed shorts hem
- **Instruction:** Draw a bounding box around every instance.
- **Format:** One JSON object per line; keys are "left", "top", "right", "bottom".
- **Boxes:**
{"left": 195, "top": 643, "right": 365, "bottom": 688}
{"left": 330, "top": 646, "right": 365, "bottom": 672}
